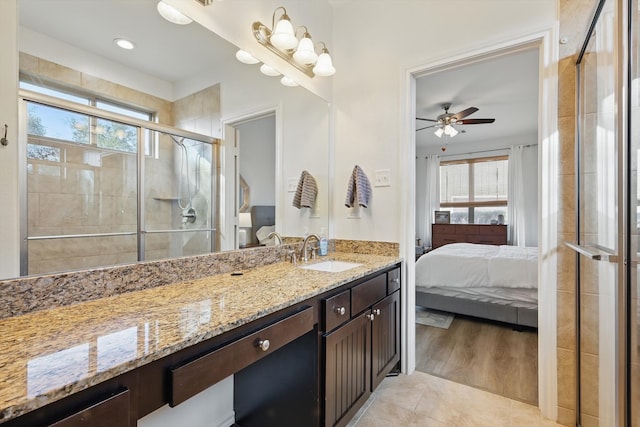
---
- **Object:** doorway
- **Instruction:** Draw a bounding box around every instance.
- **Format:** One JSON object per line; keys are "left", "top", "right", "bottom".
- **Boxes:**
{"left": 408, "top": 39, "right": 546, "bottom": 407}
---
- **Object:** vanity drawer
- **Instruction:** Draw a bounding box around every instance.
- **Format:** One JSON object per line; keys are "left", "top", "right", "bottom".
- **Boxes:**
{"left": 387, "top": 268, "right": 401, "bottom": 294}
{"left": 170, "top": 306, "right": 314, "bottom": 406}
{"left": 351, "top": 274, "right": 387, "bottom": 315}
{"left": 324, "top": 289, "right": 351, "bottom": 332}
{"left": 49, "top": 389, "right": 130, "bottom": 427}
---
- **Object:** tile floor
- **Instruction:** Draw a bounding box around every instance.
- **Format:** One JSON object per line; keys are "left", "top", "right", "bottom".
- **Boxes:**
{"left": 346, "top": 371, "right": 564, "bottom": 427}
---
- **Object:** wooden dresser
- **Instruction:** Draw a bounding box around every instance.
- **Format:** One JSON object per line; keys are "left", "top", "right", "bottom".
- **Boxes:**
{"left": 432, "top": 224, "right": 507, "bottom": 249}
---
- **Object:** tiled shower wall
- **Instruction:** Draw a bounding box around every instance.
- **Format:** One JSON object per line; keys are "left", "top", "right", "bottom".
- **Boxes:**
{"left": 556, "top": 1, "right": 599, "bottom": 425}
{"left": 20, "top": 53, "right": 220, "bottom": 275}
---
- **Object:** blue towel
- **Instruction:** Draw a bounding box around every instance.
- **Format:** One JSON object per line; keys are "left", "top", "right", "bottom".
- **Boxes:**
{"left": 345, "top": 165, "right": 371, "bottom": 208}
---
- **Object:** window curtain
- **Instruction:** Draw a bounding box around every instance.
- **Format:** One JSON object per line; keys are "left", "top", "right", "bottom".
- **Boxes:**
{"left": 508, "top": 145, "right": 526, "bottom": 246}
{"left": 423, "top": 155, "right": 440, "bottom": 249}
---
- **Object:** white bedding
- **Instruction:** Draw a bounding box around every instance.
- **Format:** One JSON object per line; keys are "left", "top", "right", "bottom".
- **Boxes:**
{"left": 415, "top": 243, "right": 538, "bottom": 289}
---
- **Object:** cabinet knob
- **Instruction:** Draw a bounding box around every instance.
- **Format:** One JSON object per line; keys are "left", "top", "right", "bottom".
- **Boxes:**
{"left": 373, "top": 309, "right": 381, "bottom": 316}
{"left": 335, "top": 306, "right": 346, "bottom": 316}
{"left": 391, "top": 278, "right": 399, "bottom": 284}
{"left": 366, "top": 313, "right": 375, "bottom": 321}
{"left": 257, "top": 339, "right": 270, "bottom": 352}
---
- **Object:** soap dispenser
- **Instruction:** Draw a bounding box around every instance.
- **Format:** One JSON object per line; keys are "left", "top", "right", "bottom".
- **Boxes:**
{"left": 319, "top": 227, "right": 328, "bottom": 256}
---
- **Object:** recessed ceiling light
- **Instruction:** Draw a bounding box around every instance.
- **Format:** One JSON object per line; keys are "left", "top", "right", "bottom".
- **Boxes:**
{"left": 114, "top": 38, "right": 135, "bottom": 50}
{"left": 157, "top": 1, "right": 193, "bottom": 25}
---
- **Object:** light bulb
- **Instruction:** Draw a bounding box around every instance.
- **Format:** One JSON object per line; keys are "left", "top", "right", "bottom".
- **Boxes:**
{"left": 235, "top": 50, "right": 260, "bottom": 64}
{"left": 293, "top": 36, "right": 318, "bottom": 65}
{"left": 312, "top": 50, "right": 335, "bottom": 76}
{"left": 157, "top": 1, "right": 193, "bottom": 25}
{"left": 434, "top": 127, "right": 444, "bottom": 138}
{"left": 260, "top": 64, "right": 281, "bottom": 77}
{"left": 270, "top": 15, "right": 298, "bottom": 50}
{"left": 281, "top": 76, "right": 299, "bottom": 87}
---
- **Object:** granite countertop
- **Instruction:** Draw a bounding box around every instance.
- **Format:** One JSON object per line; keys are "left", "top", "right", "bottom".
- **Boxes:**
{"left": 0, "top": 252, "right": 401, "bottom": 423}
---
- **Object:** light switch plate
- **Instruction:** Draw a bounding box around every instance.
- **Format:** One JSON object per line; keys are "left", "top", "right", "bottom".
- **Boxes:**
{"left": 287, "top": 177, "right": 298, "bottom": 192}
{"left": 374, "top": 169, "right": 391, "bottom": 187}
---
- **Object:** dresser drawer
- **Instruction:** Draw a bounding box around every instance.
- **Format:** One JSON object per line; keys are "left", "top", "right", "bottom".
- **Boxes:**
{"left": 170, "top": 306, "right": 314, "bottom": 406}
{"left": 324, "top": 289, "right": 351, "bottom": 332}
{"left": 482, "top": 225, "right": 507, "bottom": 236}
{"left": 387, "top": 268, "right": 401, "bottom": 294}
{"left": 455, "top": 225, "right": 479, "bottom": 235}
{"left": 49, "top": 389, "right": 129, "bottom": 427}
{"left": 351, "top": 274, "right": 387, "bottom": 315}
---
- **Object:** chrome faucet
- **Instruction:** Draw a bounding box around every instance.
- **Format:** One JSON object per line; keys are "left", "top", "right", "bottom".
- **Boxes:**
{"left": 267, "top": 231, "right": 283, "bottom": 245}
{"left": 300, "top": 233, "right": 321, "bottom": 262}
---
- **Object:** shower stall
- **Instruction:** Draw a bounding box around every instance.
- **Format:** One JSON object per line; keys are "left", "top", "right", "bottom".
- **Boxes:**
{"left": 19, "top": 90, "right": 219, "bottom": 276}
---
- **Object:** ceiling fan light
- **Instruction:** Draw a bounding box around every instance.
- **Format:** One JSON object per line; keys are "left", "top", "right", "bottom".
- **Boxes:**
{"left": 313, "top": 50, "right": 335, "bottom": 76}
{"left": 270, "top": 14, "right": 298, "bottom": 50}
{"left": 293, "top": 36, "right": 318, "bottom": 65}
{"left": 157, "top": 1, "right": 193, "bottom": 25}
{"left": 259, "top": 63, "right": 281, "bottom": 76}
{"left": 434, "top": 127, "right": 444, "bottom": 138}
{"left": 444, "top": 124, "right": 458, "bottom": 137}
{"left": 235, "top": 49, "right": 260, "bottom": 64}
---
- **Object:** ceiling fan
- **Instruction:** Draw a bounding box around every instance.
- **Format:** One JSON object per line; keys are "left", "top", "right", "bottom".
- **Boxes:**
{"left": 416, "top": 103, "right": 495, "bottom": 137}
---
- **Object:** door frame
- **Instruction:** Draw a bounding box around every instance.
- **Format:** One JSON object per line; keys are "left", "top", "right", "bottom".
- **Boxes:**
{"left": 220, "top": 105, "right": 282, "bottom": 251}
{"left": 399, "top": 28, "right": 559, "bottom": 419}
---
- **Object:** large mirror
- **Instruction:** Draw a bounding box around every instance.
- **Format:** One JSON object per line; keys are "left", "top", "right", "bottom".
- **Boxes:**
{"left": 13, "top": 0, "right": 329, "bottom": 277}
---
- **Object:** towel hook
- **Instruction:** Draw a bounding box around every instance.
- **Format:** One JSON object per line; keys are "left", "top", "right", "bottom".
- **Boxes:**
{"left": 0, "top": 124, "right": 7, "bottom": 147}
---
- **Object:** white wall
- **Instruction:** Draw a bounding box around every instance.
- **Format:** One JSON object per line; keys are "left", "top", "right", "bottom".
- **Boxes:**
{"left": 330, "top": 1, "right": 556, "bottom": 243}
{"left": 0, "top": 0, "right": 19, "bottom": 280}
{"left": 238, "top": 115, "right": 276, "bottom": 206}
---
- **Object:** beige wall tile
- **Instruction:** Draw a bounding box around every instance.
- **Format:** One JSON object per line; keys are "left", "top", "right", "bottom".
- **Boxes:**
{"left": 557, "top": 348, "right": 576, "bottom": 410}
{"left": 580, "top": 292, "right": 599, "bottom": 356}
{"left": 558, "top": 57, "right": 577, "bottom": 119}
{"left": 580, "top": 352, "right": 599, "bottom": 417}
{"left": 556, "top": 405, "right": 576, "bottom": 426}
{"left": 558, "top": 173, "right": 576, "bottom": 234}
{"left": 557, "top": 290, "right": 576, "bottom": 350}
{"left": 557, "top": 233, "right": 576, "bottom": 291}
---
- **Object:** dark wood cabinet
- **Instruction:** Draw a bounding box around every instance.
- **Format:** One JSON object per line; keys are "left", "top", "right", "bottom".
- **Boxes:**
{"left": 5, "top": 263, "right": 402, "bottom": 427}
{"left": 371, "top": 291, "right": 400, "bottom": 390}
{"left": 432, "top": 223, "right": 507, "bottom": 248}
{"left": 324, "top": 312, "right": 371, "bottom": 427}
{"left": 323, "top": 268, "right": 401, "bottom": 427}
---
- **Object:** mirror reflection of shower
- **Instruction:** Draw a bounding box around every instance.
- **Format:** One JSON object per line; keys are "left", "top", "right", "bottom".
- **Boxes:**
{"left": 171, "top": 135, "right": 197, "bottom": 225}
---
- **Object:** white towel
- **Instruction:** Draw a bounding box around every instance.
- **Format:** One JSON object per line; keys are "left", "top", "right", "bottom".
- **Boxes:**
{"left": 292, "top": 170, "right": 317, "bottom": 209}
{"left": 345, "top": 165, "right": 371, "bottom": 208}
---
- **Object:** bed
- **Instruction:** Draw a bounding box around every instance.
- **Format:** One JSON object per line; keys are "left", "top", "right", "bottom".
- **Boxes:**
{"left": 415, "top": 243, "right": 538, "bottom": 328}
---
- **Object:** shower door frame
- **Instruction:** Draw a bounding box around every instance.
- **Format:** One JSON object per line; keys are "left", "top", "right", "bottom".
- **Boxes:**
{"left": 18, "top": 89, "right": 220, "bottom": 276}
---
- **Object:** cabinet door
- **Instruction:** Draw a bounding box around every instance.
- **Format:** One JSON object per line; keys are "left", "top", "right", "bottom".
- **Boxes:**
{"left": 371, "top": 291, "right": 400, "bottom": 390}
{"left": 324, "top": 312, "right": 371, "bottom": 427}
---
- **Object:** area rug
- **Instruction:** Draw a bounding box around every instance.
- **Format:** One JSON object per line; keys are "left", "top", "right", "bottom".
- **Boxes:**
{"left": 415, "top": 307, "right": 454, "bottom": 329}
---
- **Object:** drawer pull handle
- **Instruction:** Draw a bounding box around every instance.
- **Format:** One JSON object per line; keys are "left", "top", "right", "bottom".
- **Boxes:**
{"left": 335, "top": 306, "right": 346, "bottom": 316}
{"left": 257, "top": 339, "right": 270, "bottom": 352}
{"left": 391, "top": 278, "right": 399, "bottom": 284}
{"left": 366, "top": 313, "right": 375, "bottom": 321}
{"left": 373, "top": 309, "right": 381, "bottom": 316}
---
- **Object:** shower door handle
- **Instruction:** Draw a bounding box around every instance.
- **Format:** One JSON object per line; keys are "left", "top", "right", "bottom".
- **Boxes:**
{"left": 564, "top": 242, "right": 618, "bottom": 263}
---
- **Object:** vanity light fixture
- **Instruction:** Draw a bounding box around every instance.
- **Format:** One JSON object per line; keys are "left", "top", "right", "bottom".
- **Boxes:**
{"left": 114, "top": 38, "right": 135, "bottom": 50}
{"left": 157, "top": 1, "right": 193, "bottom": 25}
{"left": 250, "top": 6, "right": 335, "bottom": 78}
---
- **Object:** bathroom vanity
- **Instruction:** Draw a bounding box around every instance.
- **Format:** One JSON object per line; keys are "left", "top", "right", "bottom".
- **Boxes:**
{"left": 0, "top": 252, "right": 401, "bottom": 427}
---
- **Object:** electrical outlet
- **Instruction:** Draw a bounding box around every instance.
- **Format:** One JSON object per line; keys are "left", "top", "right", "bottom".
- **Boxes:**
{"left": 374, "top": 169, "right": 391, "bottom": 187}
{"left": 287, "top": 177, "right": 298, "bottom": 192}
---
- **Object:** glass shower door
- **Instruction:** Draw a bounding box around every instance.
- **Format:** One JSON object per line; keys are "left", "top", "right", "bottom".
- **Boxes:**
{"left": 572, "top": 0, "right": 624, "bottom": 425}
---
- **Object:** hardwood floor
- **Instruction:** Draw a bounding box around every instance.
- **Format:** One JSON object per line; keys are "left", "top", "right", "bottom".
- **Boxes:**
{"left": 415, "top": 315, "right": 538, "bottom": 405}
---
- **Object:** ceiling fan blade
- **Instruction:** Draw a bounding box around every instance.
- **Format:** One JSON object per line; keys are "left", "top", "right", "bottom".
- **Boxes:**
{"left": 457, "top": 118, "right": 495, "bottom": 125}
{"left": 417, "top": 124, "right": 437, "bottom": 131}
{"left": 416, "top": 117, "right": 438, "bottom": 122}
{"left": 451, "top": 107, "right": 479, "bottom": 120}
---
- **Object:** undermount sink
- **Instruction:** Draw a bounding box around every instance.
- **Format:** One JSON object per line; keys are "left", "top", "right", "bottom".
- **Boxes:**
{"left": 299, "top": 260, "right": 362, "bottom": 273}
